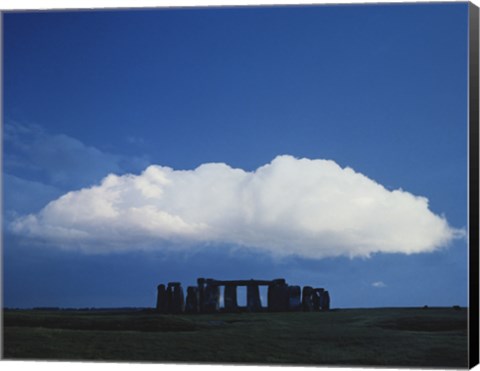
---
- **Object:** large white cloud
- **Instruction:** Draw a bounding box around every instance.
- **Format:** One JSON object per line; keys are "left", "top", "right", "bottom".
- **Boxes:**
{"left": 10, "top": 155, "right": 463, "bottom": 257}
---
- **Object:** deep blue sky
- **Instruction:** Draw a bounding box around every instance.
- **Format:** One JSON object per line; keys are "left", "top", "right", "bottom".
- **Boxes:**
{"left": 3, "top": 3, "right": 469, "bottom": 308}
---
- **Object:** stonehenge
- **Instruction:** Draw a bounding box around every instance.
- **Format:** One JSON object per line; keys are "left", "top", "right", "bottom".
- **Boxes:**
{"left": 156, "top": 278, "right": 330, "bottom": 314}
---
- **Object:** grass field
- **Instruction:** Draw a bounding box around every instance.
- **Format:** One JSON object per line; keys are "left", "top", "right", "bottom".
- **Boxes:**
{"left": 2, "top": 307, "right": 468, "bottom": 367}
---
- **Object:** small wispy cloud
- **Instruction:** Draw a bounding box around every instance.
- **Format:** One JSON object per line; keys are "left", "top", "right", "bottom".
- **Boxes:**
{"left": 372, "top": 281, "right": 387, "bottom": 288}
{"left": 10, "top": 155, "right": 464, "bottom": 257}
{"left": 126, "top": 136, "right": 145, "bottom": 145}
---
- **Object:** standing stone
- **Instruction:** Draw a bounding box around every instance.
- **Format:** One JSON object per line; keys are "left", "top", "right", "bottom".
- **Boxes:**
{"left": 268, "top": 281, "right": 289, "bottom": 312}
{"left": 313, "top": 288, "right": 324, "bottom": 311}
{"left": 224, "top": 285, "right": 238, "bottom": 312}
{"left": 204, "top": 283, "right": 220, "bottom": 313}
{"left": 288, "top": 285, "right": 302, "bottom": 311}
{"left": 302, "top": 286, "right": 314, "bottom": 311}
{"left": 173, "top": 284, "right": 185, "bottom": 314}
{"left": 185, "top": 286, "right": 199, "bottom": 314}
{"left": 197, "top": 278, "right": 206, "bottom": 313}
{"left": 156, "top": 284, "right": 168, "bottom": 313}
{"left": 312, "top": 290, "right": 320, "bottom": 311}
{"left": 247, "top": 284, "right": 262, "bottom": 312}
{"left": 168, "top": 282, "right": 185, "bottom": 314}
{"left": 322, "top": 290, "right": 330, "bottom": 311}
{"left": 166, "top": 285, "right": 174, "bottom": 313}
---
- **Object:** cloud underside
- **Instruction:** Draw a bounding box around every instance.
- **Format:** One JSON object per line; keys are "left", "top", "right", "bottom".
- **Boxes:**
{"left": 11, "top": 155, "right": 463, "bottom": 258}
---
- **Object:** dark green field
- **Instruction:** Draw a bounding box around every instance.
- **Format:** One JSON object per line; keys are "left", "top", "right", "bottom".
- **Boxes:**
{"left": 2, "top": 307, "right": 468, "bottom": 367}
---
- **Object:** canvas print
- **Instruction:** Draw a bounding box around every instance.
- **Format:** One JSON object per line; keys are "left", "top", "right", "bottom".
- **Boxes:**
{"left": 2, "top": 1, "right": 478, "bottom": 368}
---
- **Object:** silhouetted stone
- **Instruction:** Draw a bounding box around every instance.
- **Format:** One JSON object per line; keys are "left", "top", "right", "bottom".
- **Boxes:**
{"left": 185, "top": 286, "right": 199, "bottom": 313}
{"left": 224, "top": 285, "right": 238, "bottom": 312}
{"left": 197, "top": 278, "right": 206, "bottom": 313}
{"left": 302, "top": 286, "right": 314, "bottom": 311}
{"left": 269, "top": 278, "right": 288, "bottom": 311}
{"left": 312, "top": 291, "right": 319, "bottom": 311}
{"left": 168, "top": 282, "right": 185, "bottom": 314}
{"left": 322, "top": 290, "right": 330, "bottom": 311}
{"left": 268, "top": 281, "right": 289, "bottom": 312}
{"left": 204, "top": 283, "right": 220, "bottom": 313}
{"left": 155, "top": 277, "right": 329, "bottom": 314}
{"left": 166, "top": 285, "right": 174, "bottom": 313}
{"left": 247, "top": 283, "right": 262, "bottom": 312}
{"left": 156, "top": 284, "right": 168, "bottom": 313}
{"left": 313, "top": 288, "right": 325, "bottom": 311}
{"left": 288, "top": 285, "right": 302, "bottom": 311}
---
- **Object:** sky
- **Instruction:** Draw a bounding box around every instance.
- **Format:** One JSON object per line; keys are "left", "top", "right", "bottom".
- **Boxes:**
{"left": 2, "top": 2, "right": 470, "bottom": 309}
